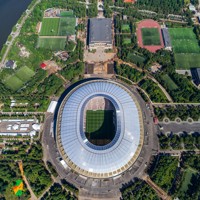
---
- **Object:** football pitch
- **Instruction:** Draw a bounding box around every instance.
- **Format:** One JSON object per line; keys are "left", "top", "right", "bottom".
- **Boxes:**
{"left": 141, "top": 28, "right": 161, "bottom": 45}
{"left": 3, "top": 66, "right": 35, "bottom": 91}
{"left": 169, "top": 28, "right": 200, "bottom": 69}
{"left": 40, "top": 18, "right": 60, "bottom": 36}
{"left": 37, "top": 38, "right": 66, "bottom": 50}
{"left": 40, "top": 17, "right": 76, "bottom": 36}
{"left": 85, "top": 110, "right": 115, "bottom": 146}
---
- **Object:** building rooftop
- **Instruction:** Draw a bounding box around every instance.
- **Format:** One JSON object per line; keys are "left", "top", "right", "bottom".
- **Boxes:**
{"left": 191, "top": 68, "right": 200, "bottom": 86}
{"left": 88, "top": 18, "right": 112, "bottom": 45}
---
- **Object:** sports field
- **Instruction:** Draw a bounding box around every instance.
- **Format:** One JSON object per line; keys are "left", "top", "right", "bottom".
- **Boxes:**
{"left": 3, "top": 66, "right": 35, "bottom": 91}
{"left": 141, "top": 28, "right": 161, "bottom": 46}
{"left": 37, "top": 38, "right": 66, "bottom": 50}
{"left": 161, "top": 74, "right": 178, "bottom": 91}
{"left": 85, "top": 110, "right": 115, "bottom": 146}
{"left": 58, "top": 17, "right": 76, "bottom": 36}
{"left": 60, "top": 10, "right": 74, "bottom": 17}
{"left": 122, "top": 24, "right": 130, "bottom": 32}
{"left": 169, "top": 28, "right": 200, "bottom": 54}
{"left": 169, "top": 28, "right": 200, "bottom": 69}
{"left": 40, "top": 18, "right": 60, "bottom": 36}
{"left": 15, "top": 66, "right": 35, "bottom": 82}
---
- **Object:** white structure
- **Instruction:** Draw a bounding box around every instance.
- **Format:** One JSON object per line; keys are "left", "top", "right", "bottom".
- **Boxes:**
{"left": 56, "top": 80, "right": 144, "bottom": 178}
{"left": 47, "top": 101, "right": 57, "bottom": 113}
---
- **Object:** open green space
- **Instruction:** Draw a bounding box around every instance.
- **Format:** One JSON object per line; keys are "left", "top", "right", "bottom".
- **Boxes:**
{"left": 85, "top": 110, "right": 115, "bottom": 146}
{"left": 123, "top": 38, "right": 131, "bottom": 45}
{"left": 37, "top": 38, "right": 66, "bottom": 50}
{"left": 40, "top": 18, "right": 60, "bottom": 36}
{"left": 15, "top": 66, "right": 35, "bottom": 82}
{"left": 4, "top": 76, "right": 24, "bottom": 91}
{"left": 169, "top": 28, "right": 200, "bottom": 69}
{"left": 179, "top": 168, "right": 197, "bottom": 193}
{"left": 161, "top": 74, "right": 178, "bottom": 91}
{"left": 60, "top": 10, "right": 74, "bottom": 17}
{"left": 122, "top": 24, "right": 130, "bottom": 32}
{"left": 141, "top": 28, "right": 161, "bottom": 45}
{"left": 58, "top": 17, "right": 76, "bottom": 36}
{"left": 127, "top": 53, "right": 146, "bottom": 64}
{"left": 174, "top": 54, "right": 200, "bottom": 69}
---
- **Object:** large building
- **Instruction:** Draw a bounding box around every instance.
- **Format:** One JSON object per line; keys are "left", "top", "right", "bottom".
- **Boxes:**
{"left": 88, "top": 18, "right": 112, "bottom": 50}
{"left": 56, "top": 79, "right": 144, "bottom": 178}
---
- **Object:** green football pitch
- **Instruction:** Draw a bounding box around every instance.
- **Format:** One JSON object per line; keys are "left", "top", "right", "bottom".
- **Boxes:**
{"left": 85, "top": 110, "right": 115, "bottom": 146}
{"left": 37, "top": 38, "right": 66, "bottom": 50}
{"left": 40, "top": 18, "right": 60, "bottom": 36}
{"left": 169, "top": 28, "right": 200, "bottom": 69}
{"left": 141, "top": 28, "right": 161, "bottom": 45}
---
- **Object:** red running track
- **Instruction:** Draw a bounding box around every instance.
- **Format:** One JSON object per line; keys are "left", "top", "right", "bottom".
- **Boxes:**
{"left": 136, "top": 19, "right": 164, "bottom": 53}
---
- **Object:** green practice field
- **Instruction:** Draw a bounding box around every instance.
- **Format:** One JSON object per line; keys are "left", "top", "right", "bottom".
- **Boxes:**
{"left": 127, "top": 52, "right": 146, "bottom": 64}
{"left": 37, "top": 38, "right": 66, "bottom": 50}
{"left": 15, "top": 66, "right": 35, "bottom": 82}
{"left": 60, "top": 10, "right": 74, "bottom": 17}
{"left": 141, "top": 28, "right": 161, "bottom": 45}
{"left": 161, "top": 74, "right": 178, "bottom": 91}
{"left": 58, "top": 17, "right": 76, "bottom": 36}
{"left": 123, "top": 38, "right": 131, "bottom": 45}
{"left": 40, "top": 18, "right": 60, "bottom": 36}
{"left": 3, "top": 66, "right": 35, "bottom": 91}
{"left": 169, "top": 28, "right": 200, "bottom": 54}
{"left": 169, "top": 28, "right": 200, "bottom": 69}
{"left": 85, "top": 110, "right": 115, "bottom": 146}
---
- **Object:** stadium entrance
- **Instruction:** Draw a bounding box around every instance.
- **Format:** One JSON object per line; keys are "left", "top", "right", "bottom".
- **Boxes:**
{"left": 84, "top": 96, "right": 116, "bottom": 146}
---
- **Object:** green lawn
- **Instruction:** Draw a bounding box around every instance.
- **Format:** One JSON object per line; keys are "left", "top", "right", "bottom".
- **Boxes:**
{"left": 58, "top": 17, "right": 76, "bottom": 36}
{"left": 4, "top": 75, "right": 24, "bottom": 91}
{"left": 15, "top": 66, "right": 35, "bottom": 82}
{"left": 123, "top": 38, "right": 131, "bottom": 45}
{"left": 161, "top": 74, "right": 178, "bottom": 91}
{"left": 127, "top": 53, "right": 146, "bottom": 64}
{"left": 122, "top": 24, "right": 130, "bottom": 32}
{"left": 169, "top": 28, "right": 200, "bottom": 69}
{"left": 60, "top": 10, "right": 74, "bottom": 17}
{"left": 85, "top": 110, "right": 115, "bottom": 146}
{"left": 174, "top": 54, "right": 200, "bottom": 69}
{"left": 40, "top": 18, "right": 60, "bottom": 36}
{"left": 142, "top": 28, "right": 161, "bottom": 45}
{"left": 37, "top": 38, "right": 66, "bottom": 50}
{"left": 179, "top": 168, "right": 197, "bottom": 193}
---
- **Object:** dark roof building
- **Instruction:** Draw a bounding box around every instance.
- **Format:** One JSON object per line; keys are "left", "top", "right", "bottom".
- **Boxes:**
{"left": 88, "top": 18, "right": 112, "bottom": 49}
{"left": 161, "top": 28, "right": 172, "bottom": 49}
{"left": 191, "top": 68, "right": 200, "bottom": 87}
{"left": 5, "top": 60, "right": 16, "bottom": 69}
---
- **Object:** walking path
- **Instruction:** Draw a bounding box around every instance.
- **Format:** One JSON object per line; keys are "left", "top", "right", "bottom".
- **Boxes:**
{"left": 143, "top": 174, "right": 171, "bottom": 200}
{"left": 18, "top": 161, "right": 37, "bottom": 200}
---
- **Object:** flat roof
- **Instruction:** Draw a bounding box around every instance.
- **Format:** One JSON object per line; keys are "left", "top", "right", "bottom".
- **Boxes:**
{"left": 88, "top": 18, "right": 112, "bottom": 45}
{"left": 161, "top": 28, "right": 171, "bottom": 47}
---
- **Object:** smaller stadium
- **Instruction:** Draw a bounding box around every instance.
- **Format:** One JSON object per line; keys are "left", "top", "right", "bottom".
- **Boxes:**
{"left": 136, "top": 19, "right": 164, "bottom": 53}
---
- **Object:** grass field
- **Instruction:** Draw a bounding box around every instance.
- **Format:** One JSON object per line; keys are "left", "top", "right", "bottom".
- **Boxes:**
{"left": 37, "top": 38, "right": 66, "bottom": 50}
{"left": 3, "top": 66, "right": 35, "bottom": 91}
{"left": 141, "top": 28, "right": 161, "bottom": 45}
{"left": 4, "top": 76, "right": 24, "bottom": 91}
{"left": 123, "top": 38, "right": 131, "bottom": 45}
{"left": 58, "top": 17, "right": 76, "bottom": 36}
{"left": 122, "top": 24, "right": 130, "bottom": 32}
{"left": 169, "top": 28, "right": 200, "bottom": 54}
{"left": 15, "top": 66, "right": 35, "bottom": 82}
{"left": 179, "top": 168, "right": 197, "bottom": 193}
{"left": 127, "top": 52, "right": 146, "bottom": 64}
{"left": 40, "top": 18, "right": 60, "bottom": 36}
{"left": 161, "top": 74, "right": 178, "bottom": 91}
{"left": 85, "top": 110, "right": 115, "bottom": 146}
{"left": 174, "top": 54, "right": 200, "bottom": 69}
{"left": 169, "top": 28, "right": 200, "bottom": 69}
{"left": 60, "top": 10, "right": 74, "bottom": 17}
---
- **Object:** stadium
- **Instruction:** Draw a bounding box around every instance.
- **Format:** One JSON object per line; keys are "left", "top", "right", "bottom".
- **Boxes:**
{"left": 56, "top": 79, "right": 144, "bottom": 178}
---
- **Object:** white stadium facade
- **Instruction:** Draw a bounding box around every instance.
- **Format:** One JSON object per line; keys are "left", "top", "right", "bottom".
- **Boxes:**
{"left": 56, "top": 79, "right": 144, "bottom": 178}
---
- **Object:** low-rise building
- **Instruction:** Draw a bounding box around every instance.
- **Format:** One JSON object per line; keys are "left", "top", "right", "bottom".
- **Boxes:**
{"left": 4, "top": 60, "right": 17, "bottom": 69}
{"left": 161, "top": 28, "right": 172, "bottom": 50}
{"left": 88, "top": 18, "right": 113, "bottom": 50}
{"left": 191, "top": 68, "right": 200, "bottom": 87}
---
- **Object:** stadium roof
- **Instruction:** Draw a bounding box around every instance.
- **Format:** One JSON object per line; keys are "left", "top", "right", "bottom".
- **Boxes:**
{"left": 56, "top": 80, "right": 144, "bottom": 178}
{"left": 88, "top": 18, "right": 112, "bottom": 45}
{"left": 161, "top": 28, "right": 171, "bottom": 48}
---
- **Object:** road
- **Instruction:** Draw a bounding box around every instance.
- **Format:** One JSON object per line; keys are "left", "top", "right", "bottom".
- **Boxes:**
{"left": 153, "top": 102, "right": 200, "bottom": 106}
{"left": 0, "top": 0, "right": 41, "bottom": 67}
